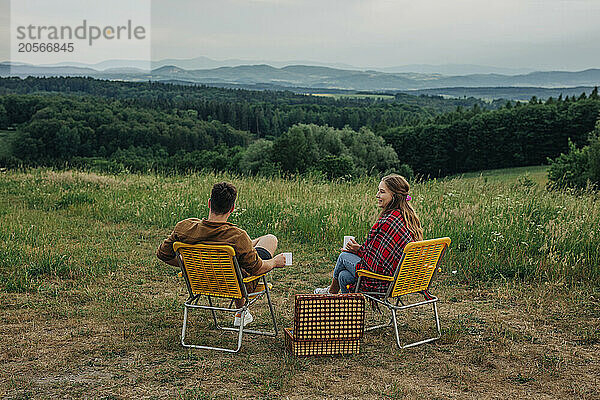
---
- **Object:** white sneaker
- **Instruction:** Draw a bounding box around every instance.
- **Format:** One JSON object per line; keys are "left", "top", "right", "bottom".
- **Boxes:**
{"left": 314, "top": 287, "right": 330, "bottom": 294}
{"left": 234, "top": 310, "right": 254, "bottom": 327}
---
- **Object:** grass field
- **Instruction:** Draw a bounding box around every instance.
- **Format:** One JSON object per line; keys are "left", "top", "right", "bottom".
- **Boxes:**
{"left": 310, "top": 93, "right": 396, "bottom": 100}
{"left": 454, "top": 165, "right": 549, "bottom": 186}
{"left": 1, "top": 167, "right": 599, "bottom": 399}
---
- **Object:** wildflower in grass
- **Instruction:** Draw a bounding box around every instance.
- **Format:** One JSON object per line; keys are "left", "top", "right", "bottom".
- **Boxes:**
{"left": 491, "top": 231, "right": 504, "bottom": 242}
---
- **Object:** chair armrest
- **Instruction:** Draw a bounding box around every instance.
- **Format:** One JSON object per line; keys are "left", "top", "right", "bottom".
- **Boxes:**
{"left": 356, "top": 269, "right": 394, "bottom": 282}
{"left": 243, "top": 273, "right": 268, "bottom": 283}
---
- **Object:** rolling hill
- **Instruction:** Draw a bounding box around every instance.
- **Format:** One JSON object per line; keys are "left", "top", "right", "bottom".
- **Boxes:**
{"left": 2, "top": 62, "right": 599, "bottom": 95}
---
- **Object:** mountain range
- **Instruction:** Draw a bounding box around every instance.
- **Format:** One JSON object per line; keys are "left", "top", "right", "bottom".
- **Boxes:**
{"left": 1, "top": 60, "right": 599, "bottom": 95}
{"left": 32, "top": 57, "right": 536, "bottom": 75}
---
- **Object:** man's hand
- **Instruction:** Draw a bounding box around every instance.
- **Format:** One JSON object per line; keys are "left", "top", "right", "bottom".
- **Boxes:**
{"left": 272, "top": 253, "right": 287, "bottom": 268}
{"left": 341, "top": 238, "right": 361, "bottom": 254}
{"left": 254, "top": 253, "right": 287, "bottom": 275}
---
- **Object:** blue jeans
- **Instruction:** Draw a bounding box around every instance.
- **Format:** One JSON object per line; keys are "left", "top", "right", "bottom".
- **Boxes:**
{"left": 333, "top": 252, "right": 361, "bottom": 293}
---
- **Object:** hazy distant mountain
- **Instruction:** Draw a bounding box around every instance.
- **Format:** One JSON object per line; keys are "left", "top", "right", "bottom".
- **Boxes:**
{"left": 151, "top": 57, "right": 358, "bottom": 70}
{"left": 148, "top": 64, "right": 426, "bottom": 89}
{"left": 0, "top": 62, "right": 98, "bottom": 76}
{"left": 34, "top": 56, "right": 539, "bottom": 75}
{"left": 424, "top": 69, "right": 600, "bottom": 88}
{"left": 2, "top": 61, "right": 599, "bottom": 95}
{"left": 41, "top": 59, "right": 152, "bottom": 71}
{"left": 0, "top": 62, "right": 151, "bottom": 81}
{"left": 38, "top": 56, "right": 359, "bottom": 72}
{"left": 147, "top": 65, "right": 600, "bottom": 90}
{"left": 380, "top": 64, "right": 536, "bottom": 75}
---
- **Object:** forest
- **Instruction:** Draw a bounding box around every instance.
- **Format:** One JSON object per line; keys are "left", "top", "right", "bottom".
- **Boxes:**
{"left": 0, "top": 77, "right": 599, "bottom": 181}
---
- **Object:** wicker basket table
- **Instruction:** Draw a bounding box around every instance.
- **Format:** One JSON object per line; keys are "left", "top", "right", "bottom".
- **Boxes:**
{"left": 284, "top": 293, "right": 365, "bottom": 356}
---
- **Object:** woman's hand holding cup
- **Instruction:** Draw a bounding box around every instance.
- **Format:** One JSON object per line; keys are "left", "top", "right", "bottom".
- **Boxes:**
{"left": 342, "top": 237, "right": 360, "bottom": 253}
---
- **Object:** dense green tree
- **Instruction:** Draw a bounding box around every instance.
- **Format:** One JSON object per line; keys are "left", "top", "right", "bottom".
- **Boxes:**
{"left": 384, "top": 98, "right": 600, "bottom": 177}
{"left": 341, "top": 127, "right": 399, "bottom": 175}
{"left": 272, "top": 125, "right": 320, "bottom": 173}
{"left": 315, "top": 155, "right": 355, "bottom": 179}
{"left": 239, "top": 139, "right": 275, "bottom": 175}
{"left": 0, "top": 77, "right": 497, "bottom": 138}
{"left": 0, "top": 104, "right": 7, "bottom": 128}
{"left": 271, "top": 124, "right": 399, "bottom": 176}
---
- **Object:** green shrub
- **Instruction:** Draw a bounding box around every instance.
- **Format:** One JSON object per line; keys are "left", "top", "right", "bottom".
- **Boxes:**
{"left": 547, "top": 139, "right": 590, "bottom": 189}
{"left": 587, "top": 124, "right": 600, "bottom": 184}
{"left": 547, "top": 120, "right": 600, "bottom": 190}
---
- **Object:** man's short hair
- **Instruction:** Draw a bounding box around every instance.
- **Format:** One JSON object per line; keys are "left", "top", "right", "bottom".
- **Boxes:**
{"left": 210, "top": 182, "right": 237, "bottom": 214}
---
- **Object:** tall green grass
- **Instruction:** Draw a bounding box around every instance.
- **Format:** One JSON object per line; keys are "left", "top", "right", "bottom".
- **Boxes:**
{"left": 1, "top": 168, "right": 599, "bottom": 292}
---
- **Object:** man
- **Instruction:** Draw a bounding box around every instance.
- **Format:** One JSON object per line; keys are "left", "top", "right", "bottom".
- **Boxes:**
{"left": 157, "top": 181, "right": 286, "bottom": 327}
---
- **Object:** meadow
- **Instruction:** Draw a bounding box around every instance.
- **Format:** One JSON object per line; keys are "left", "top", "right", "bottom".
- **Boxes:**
{"left": 310, "top": 93, "right": 396, "bottom": 100}
{"left": 1, "top": 167, "right": 599, "bottom": 399}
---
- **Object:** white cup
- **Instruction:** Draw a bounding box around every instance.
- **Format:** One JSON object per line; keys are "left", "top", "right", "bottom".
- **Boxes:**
{"left": 283, "top": 252, "right": 292, "bottom": 266}
{"left": 343, "top": 236, "right": 356, "bottom": 249}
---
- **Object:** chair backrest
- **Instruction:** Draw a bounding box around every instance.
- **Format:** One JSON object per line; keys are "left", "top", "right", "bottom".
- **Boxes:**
{"left": 293, "top": 294, "right": 365, "bottom": 341}
{"left": 389, "top": 237, "right": 451, "bottom": 298}
{"left": 173, "top": 242, "right": 244, "bottom": 299}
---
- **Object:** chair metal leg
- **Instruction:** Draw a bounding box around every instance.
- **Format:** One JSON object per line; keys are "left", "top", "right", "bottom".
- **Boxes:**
{"left": 264, "top": 276, "right": 278, "bottom": 337}
{"left": 181, "top": 304, "right": 189, "bottom": 346}
{"left": 396, "top": 299, "right": 442, "bottom": 349}
{"left": 179, "top": 278, "right": 278, "bottom": 352}
{"left": 363, "top": 293, "right": 442, "bottom": 349}
{"left": 234, "top": 309, "right": 245, "bottom": 352}
{"left": 362, "top": 294, "right": 394, "bottom": 331}
{"left": 220, "top": 279, "right": 278, "bottom": 337}
{"left": 433, "top": 301, "right": 441, "bottom": 339}
{"left": 391, "top": 308, "right": 402, "bottom": 349}
{"left": 365, "top": 317, "right": 395, "bottom": 332}
{"left": 207, "top": 296, "right": 220, "bottom": 329}
{"left": 181, "top": 303, "right": 244, "bottom": 353}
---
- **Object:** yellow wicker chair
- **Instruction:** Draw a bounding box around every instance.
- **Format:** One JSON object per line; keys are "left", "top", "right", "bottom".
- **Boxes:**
{"left": 354, "top": 237, "right": 451, "bottom": 349}
{"left": 173, "top": 242, "right": 278, "bottom": 353}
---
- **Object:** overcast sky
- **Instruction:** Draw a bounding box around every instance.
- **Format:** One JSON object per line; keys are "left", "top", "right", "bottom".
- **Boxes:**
{"left": 2, "top": 0, "right": 600, "bottom": 70}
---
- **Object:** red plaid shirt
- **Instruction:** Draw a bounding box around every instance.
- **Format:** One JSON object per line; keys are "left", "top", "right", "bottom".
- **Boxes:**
{"left": 352, "top": 209, "right": 414, "bottom": 294}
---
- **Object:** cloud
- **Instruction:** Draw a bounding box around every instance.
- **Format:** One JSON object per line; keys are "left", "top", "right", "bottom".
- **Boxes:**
{"left": 3, "top": 0, "right": 599, "bottom": 69}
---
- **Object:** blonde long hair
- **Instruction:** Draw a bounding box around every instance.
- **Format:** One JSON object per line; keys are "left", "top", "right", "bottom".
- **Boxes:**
{"left": 380, "top": 174, "right": 423, "bottom": 241}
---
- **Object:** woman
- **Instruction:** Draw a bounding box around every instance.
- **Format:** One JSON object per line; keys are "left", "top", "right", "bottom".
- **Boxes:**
{"left": 314, "top": 174, "right": 423, "bottom": 294}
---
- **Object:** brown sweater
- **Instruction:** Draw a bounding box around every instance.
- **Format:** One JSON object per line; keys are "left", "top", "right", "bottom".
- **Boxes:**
{"left": 156, "top": 218, "right": 263, "bottom": 276}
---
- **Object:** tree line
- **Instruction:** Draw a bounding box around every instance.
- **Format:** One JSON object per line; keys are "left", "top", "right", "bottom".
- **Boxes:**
{"left": 382, "top": 92, "right": 600, "bottom": 176}
{"left": 1, "top": 77, "right": 599, "bottom": 182}
{"left": 0, "top": 76, "right": 499, "bottom": 137}
{"left": 0, "top": 94, "right": 402, "bottom": 177}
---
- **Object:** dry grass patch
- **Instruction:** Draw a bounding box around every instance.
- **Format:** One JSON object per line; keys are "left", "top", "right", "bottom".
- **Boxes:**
{"left": 2, "top": 274, "right": 599, "bottom": 399}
